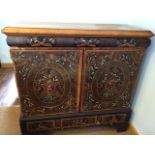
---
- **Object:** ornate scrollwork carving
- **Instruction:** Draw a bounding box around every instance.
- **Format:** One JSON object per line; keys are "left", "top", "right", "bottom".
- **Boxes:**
{"left": 92, "top": 61, "right": 129, "bottom": 101}
{"left": 7, "top": 36, "right": 149, "bottom": 47}
{"left": 27, "top": 62, "right": 71, "bottom": 108}
{"left": 26, "top": 113, "right": 127, "bottom": 132}
{"left": 117, "top": 38, "right": 137, "bottom": 47}
{"left": 75, "top": 38, "right": 99, "bottom": 47}
{"left": 12, "top": 51, "right": 80, "bottom": 117}
{"left": 82, "top": 49, "right": 144, "bottom": 111}
{"left": 27, "top": 120, "right": 54, "bottom": 132}
{"left": 27, "top": 36, "right": 55, "bottom": 47}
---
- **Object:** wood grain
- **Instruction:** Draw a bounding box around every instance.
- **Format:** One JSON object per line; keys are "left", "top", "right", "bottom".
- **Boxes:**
{"left": 3, "top": 23, "right": 153, "bottom": 134}
{"left": 11, "top": 49, "right": 82, "bottom": 117}
{"left": 2, "top": 23, "right": 154, "bottom": 37}
{"left": 80, "top": 48, "right": 145, "bottom": 112}
{"left": 0, "top": 105, "right": 135, "bottom": 135}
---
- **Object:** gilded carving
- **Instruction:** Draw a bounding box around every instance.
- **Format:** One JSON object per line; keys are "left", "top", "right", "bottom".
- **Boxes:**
{"left": 12, "top": 50, "right": 81, "bottom": 117}
{"left": 26, "top": 113, "right": 127, "bottom": 132}
{"left": 27, "top": 120, "right": 54, "bottom": 132}
{"left": 75, "top": 38, "right": 99, "bottom": 47}
{"left": 117, "top": 38, "right": 137, "bottom": 47}
{"left": 27, "top": 36, "right": 55, "bottom": 47}
{"left": 82, "top": 50, "right": 144, "bottom": 111}
{"left": 7, "top": 36, "right": 150, "bottom": 48}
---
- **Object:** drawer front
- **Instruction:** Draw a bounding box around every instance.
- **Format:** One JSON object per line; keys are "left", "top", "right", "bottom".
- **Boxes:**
{"left": 7, "top": 36, "right": 150, "bottom": 48}
{"left": 81, "top": 48, "right": 145, "bottom": 112}
{"left": 11, "top": 49, "right": 82, "bottom": 117}
{"left": 24, "top": 113, "right": 128, "bottom": 133}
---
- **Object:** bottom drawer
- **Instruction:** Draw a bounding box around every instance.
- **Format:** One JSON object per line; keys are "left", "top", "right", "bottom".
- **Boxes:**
{"left": 23, "top": 113, "right": 129, "bottom": 133}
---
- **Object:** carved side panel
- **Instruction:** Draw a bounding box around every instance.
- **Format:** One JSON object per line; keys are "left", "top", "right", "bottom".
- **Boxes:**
{"left": 11, "top": 49, "right": 82, "bottom": 117}
{"left": 81, "top": 49, "right": 145, "bottom": 112}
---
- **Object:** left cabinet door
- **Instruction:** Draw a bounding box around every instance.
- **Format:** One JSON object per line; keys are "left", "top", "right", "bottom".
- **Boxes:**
{"left": 11, "top": 49, "right": 82, "bottom": 117}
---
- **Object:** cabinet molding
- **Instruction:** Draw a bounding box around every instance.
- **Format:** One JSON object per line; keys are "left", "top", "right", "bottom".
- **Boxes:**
{"left": 7, "top": 36, "right": 150, "bottom": 47}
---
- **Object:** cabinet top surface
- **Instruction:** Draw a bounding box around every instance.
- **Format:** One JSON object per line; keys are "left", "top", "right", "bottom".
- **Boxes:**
{"left": 2, "top": 22, "right": 154, "bottom": 37}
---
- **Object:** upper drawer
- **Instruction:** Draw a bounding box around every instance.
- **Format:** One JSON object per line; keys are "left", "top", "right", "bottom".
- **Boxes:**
{"left": 6, "top": 36, "right": 150, "bottom": 48}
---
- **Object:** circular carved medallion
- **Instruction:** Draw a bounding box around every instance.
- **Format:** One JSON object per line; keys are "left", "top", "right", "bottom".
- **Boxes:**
{"left": 92, "top": 61, "right": 129, "bottom": 101}
{"left": 26, "top": 62, "right": 71, "bottom": 108}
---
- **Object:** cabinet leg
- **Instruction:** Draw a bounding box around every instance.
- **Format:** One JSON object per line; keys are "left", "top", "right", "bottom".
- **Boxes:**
{"left": 114, "top": 122, "right": 129, "bottom": 132}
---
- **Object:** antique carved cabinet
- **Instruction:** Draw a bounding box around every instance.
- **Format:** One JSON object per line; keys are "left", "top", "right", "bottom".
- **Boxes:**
{"left": 2, "top": 23, "right": 153, "bottom": 134}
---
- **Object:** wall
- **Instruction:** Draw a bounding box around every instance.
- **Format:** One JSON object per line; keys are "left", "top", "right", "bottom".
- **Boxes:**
{"left": 0, "top": 21, "right": 11, "bottom": 63}
{"left": 131, "top": 28, "right": 155, "bottom": 135}
{"left": 0, "top": 0, "right": 155, "bottom": 134}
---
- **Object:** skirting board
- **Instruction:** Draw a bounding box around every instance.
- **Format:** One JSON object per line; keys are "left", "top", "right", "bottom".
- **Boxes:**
{"left": 1, "top": 63, "right": 13, "bottom": 68}
{"left": 128, "top": 123, "right": 139, "bottom": 135}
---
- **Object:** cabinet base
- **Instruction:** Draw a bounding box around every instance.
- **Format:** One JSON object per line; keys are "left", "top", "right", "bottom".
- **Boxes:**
{"left": 20, "top": 110, "right": 131, "bottom": 135}
{"left": 114, "top": 122, "right": 129, "bottom": 132}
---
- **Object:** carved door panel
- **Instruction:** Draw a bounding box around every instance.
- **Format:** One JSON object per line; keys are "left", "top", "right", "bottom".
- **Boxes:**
{"left": 81, "top": 49, "right": 145, "bottom": 112}
{"left": 11, "top": 49, "right": 82, "bottom": 117}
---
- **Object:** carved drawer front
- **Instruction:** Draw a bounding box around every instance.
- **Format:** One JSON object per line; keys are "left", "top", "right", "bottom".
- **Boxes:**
{"left": 25, "top": 113, "right": 128, "bottom": 133}
{"left": 62, "top": 116, "right": 97, "bottom": 129}
{"left": 81, "top": 49, "right": 145, "bottom": 112}
{"left": 27, "top": 120, "right": 55, "bottom": 132}
{"left": 11, "top": 49, "right": 82, "bottom": 117}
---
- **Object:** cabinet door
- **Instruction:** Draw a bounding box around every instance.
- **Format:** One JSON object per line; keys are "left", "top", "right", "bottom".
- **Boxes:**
{"left": 11, "top": 49, "right": 82, "bottom": 117}
{"left": 80, "top": 49, "right": 145, "bottom": 112}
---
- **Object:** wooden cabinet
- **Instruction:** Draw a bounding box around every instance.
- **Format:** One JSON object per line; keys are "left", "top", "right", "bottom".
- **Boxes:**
{"left": 2, "top": 23, "right": 154, "bottom": 134}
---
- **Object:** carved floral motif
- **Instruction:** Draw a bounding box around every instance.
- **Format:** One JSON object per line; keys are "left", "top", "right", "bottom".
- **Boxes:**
{"left": 82, "top": 49, "right": 144, "bottom": 111}
{"left": 7, "top": 36, "right": 150, "bottom": 47}
{"left": 116, "top": 38, "right": 137, "bottom": 47}
{"left": 92, "top": 61, "right": 129, "bottom": 101}
{"left": 74, "top": 38, "right": 99, "bottom": 47}
{"left": 26, "top": 113, "right": 127, "bottom": 132}
{"left": 12, "top": 50, "right": 81, "bottom": 117}
{"left": 27, "top": 36, "right": 55, "bottom": 47}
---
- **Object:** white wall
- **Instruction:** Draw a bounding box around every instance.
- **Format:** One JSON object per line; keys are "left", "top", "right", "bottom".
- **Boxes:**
{"left": 0, "top": 21, "right": 11, "bottom": 63}
{"left": 131, "top": 31, "right": 155, "bottom": 135}
{"left": 0, "top": 0, "right": 155, "bottom": 134}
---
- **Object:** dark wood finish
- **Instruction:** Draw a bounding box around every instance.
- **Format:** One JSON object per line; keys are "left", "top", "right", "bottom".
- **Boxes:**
{"left": 11, "top": 49, "right": 82, "bottom": 117}
{"left": 81, "top": 48, "right": 145, "bottom": 112}
{"left": 2, "top": 23, "right": 153, "bottom": 134}
{"left": 6, "top": 36, "right": 150, "bottom": 47}
{"left": 20, "top": 110, "right": 131, "bottom": 134}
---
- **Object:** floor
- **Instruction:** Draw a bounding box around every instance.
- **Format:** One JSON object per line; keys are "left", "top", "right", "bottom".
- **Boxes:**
{"left": 0, "top": 68, "right": 133, "bottom": 135}
{"left": 0, "top": 106, "right": 133, "bottom": 135}
{"left": 0, "top": 68, "right": 18, "bottom": 106}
